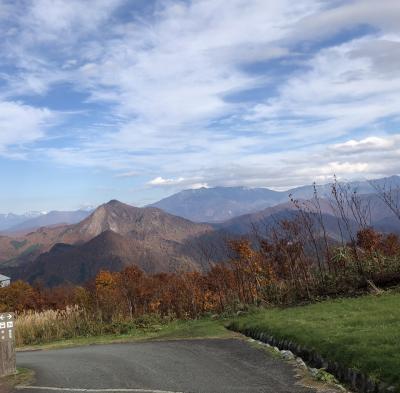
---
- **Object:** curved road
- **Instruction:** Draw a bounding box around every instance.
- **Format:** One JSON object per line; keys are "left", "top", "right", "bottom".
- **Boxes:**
{"left": 13, "top": 339, "right": 314, "bottom": 393}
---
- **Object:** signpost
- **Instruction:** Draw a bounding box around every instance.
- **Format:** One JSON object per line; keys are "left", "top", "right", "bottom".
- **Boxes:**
{"left": 0, "top": 312, "right": 16, "bottom": 377}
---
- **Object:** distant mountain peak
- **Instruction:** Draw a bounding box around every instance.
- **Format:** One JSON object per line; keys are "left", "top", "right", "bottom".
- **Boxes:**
{"left": 105, "top": 199, "right": 125, "bottom": 206}
{"left": 74, "top": 199, "right": 210, "bottom": 241}
{"left": 150, "top": 186, "right": 285, "bottom": 222}
{"left": 100, "top": 199, "right": 138, "bottom": 211}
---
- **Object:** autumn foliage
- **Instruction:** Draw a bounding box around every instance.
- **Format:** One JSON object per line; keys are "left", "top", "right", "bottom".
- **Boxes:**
{"left": 2, "top": 225, "right": 400, "bottom": 324}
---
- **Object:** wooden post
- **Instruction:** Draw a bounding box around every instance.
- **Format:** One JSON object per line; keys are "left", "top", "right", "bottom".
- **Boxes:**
{"left": 0, "top": 313, "right": 16, "bottom": 377}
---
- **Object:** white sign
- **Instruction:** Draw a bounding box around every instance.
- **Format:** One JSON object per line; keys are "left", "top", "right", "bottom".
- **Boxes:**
{"left": 0, "top": 313, "right": 14, "bottom": 342}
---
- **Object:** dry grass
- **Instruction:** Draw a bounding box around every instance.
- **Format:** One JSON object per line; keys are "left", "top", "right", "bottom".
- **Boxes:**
{"left": 15, "top": 306, "right": 101, "bottom": 346}
{"left": 14, "top": 308, "right": 232, "bottom": 349}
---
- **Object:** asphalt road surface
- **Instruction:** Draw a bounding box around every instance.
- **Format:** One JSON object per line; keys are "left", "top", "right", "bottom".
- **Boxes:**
{"left": 13, "top": 339, "right": 315, "bottom": 393}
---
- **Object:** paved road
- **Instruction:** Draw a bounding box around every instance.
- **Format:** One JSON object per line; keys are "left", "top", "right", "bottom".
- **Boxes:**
{"left": 13, "top": 339, "right": 314, "bottom": 393}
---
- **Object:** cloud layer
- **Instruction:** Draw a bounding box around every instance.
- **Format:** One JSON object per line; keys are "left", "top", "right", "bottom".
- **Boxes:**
{"left": 1, "top": 0, "right": 400, "bottom": 201}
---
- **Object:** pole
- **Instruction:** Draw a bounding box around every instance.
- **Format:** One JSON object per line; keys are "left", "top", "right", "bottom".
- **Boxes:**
{"left": 0, "top": 313, "right": 16, "bottom": 377}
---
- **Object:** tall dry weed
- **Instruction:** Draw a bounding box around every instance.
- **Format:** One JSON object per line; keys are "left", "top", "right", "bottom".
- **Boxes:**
{"left": 15, "top": 306, "right": 101, "bottom": 346}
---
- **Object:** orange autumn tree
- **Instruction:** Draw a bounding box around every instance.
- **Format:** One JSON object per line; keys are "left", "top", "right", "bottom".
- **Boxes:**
{"left": 228, "top": 239, "right": 274, "bottom": 305}
{"left": 116, "top": 266, "right": 145, "bottom": 319}
{"left": 0, "top": 280, "right": 42, "bottom": 312}
{"left": 95, "top": 270, "right": 120, "bottom": 321}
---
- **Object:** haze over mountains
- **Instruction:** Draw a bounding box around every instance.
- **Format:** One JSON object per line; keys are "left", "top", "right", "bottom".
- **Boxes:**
{"left": 0, "top": 176, "right": 399, "bottom": 286}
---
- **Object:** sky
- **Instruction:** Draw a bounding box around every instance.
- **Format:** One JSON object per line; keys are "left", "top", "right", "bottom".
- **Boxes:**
{"left": 1, "top": 0, "right": 400, "bottom": 213}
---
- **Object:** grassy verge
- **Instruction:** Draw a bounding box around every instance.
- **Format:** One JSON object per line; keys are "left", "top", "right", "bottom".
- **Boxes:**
{"left": 17, "top": 318, "right": 236, "bottom": 351}
{"left": 229, "top": 291, "right": 400, "bottom": 388}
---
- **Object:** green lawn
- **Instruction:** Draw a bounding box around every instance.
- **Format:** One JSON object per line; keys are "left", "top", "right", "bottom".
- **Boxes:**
{"left": 17, "top": 318, "right": 235, "bottom": 351}
{"left": 229, "top": 292, "right": 400, "bottom": 387}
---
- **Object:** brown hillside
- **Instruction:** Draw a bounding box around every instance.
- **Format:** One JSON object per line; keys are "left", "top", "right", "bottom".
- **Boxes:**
{"left": 4, "top": 200, "right": 223, "bottom": 285}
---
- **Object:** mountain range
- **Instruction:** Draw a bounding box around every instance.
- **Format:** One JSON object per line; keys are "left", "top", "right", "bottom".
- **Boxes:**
{"left": 0, "top": 175, "right": 399, "bottom": 286}
{"left": 151, "top": 176, "right": 400, "bottom": 222}
{"left": 3, "top": 176, "right": 399, "bottom": 229}
{"left": 0, "top": 209, "right": 92, "bottom": 234}
{"left": 0, "top": 211, "right": 44, "bottom": 231}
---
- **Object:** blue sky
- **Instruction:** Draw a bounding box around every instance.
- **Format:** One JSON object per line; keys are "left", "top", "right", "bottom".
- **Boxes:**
{"left": 1, "top": 0, "right": 400, "bottom": 213}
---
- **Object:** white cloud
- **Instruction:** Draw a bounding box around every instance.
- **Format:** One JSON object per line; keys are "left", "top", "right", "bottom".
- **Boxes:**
{"left": 74, "top": 0, "right": 313, "bottom": 129}
{"left": 67, "top": 1, "right": 400, "bottom": 171}
{"left": 0, "top": 101, "right": 53, "bottom": 154}
{"left": 331, "top": 136, "right": 397, "bottom": 154}
{"left": 148, "top": 177, "right": 185, "bottom": 186}
{"left": 23, "top": 0, "right": 123, "bottom": 42}
{"left": 190, "top": 183, "right": 209, "bottom": 189}
{"left": 246, "top": 34, "right": 400, "bottom": 143}
{"left": 147, "top": 177, "right": 209, "bottom": 190}
{"left": 0, "top": 0, "right": 124, "bottom": 98}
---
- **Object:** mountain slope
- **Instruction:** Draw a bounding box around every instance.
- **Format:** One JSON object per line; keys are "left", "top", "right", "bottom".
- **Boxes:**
{"left": 5, "top": 200, "right": 223, "bottom": 285}
{"left": 216, "top": 193, "right": 400, "bottom": 239}
{"left": 70, "top": 200, "right": 211, "bottom": 241}
{"left": 217, "top": 205, "right": 359, "bottom": 242}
